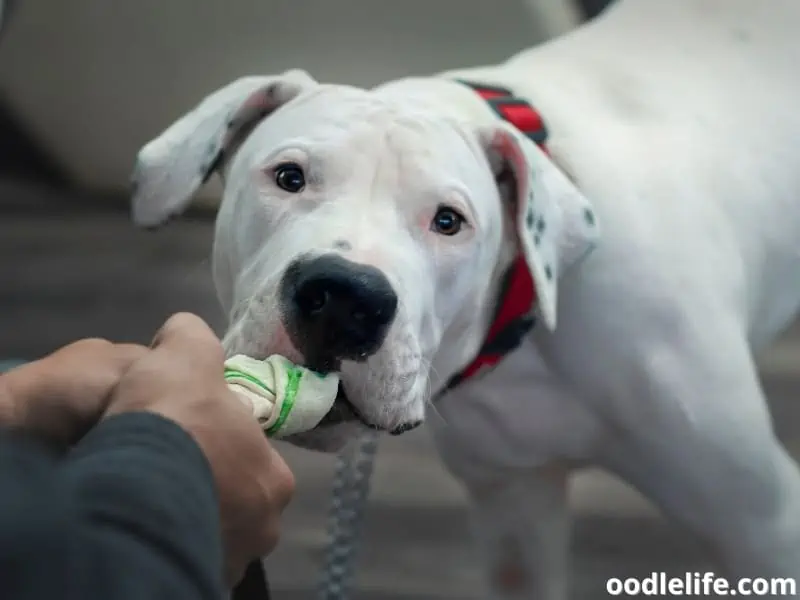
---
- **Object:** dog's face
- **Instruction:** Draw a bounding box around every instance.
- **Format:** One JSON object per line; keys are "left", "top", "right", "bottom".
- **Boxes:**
{"left": 214, "top": 84, "right": 511, "bottom": 444}
{"left": 131, "top": 71, "right": 599, "bottom": 451}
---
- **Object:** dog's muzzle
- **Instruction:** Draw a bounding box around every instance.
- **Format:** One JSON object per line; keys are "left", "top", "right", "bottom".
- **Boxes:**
{"left": 279, "top": 254, "right": 398, "bottom": 369}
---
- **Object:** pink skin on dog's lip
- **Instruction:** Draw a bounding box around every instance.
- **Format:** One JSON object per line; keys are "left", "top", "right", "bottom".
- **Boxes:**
{"left": 266, "top": 323, "right": 305, "bottom": 365}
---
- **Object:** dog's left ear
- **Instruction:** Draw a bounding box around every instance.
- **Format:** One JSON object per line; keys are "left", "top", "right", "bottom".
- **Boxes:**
{"left": 478, "top": 121, "right": 600, "bottom": 331}
{"left": 130, "top": 70, "right": 317, "bottom": 228}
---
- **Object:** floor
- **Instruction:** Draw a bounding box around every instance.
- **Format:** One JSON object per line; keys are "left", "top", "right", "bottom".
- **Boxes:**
{"left": 3, "top": 183, "right": 800, "bottom": 599}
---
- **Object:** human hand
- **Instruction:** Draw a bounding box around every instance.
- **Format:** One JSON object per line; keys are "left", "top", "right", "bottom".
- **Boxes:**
{"left": 0, "top": 339, "right": 147, "bottom": 444}
{"left": 105, "top": 312, "right": 296, "bottom": 586}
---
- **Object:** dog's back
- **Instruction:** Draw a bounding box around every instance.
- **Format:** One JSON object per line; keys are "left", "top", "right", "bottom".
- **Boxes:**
{"left": 498, "top": 0, "right": 800, "bottom": 348}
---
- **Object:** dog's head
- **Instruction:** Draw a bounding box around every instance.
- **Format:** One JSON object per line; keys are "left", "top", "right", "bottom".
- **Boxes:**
{"left": 131, "top": 71, "right": 598, "bottom": 451}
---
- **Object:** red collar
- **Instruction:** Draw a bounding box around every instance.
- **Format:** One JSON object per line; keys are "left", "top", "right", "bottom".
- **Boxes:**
{"left": 441, "top": 80, "right": 546, "bottom": 393}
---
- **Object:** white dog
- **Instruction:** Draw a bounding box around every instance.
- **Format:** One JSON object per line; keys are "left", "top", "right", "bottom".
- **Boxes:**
{"left": 131, "top": 0, "right": 800, "bottom": 597}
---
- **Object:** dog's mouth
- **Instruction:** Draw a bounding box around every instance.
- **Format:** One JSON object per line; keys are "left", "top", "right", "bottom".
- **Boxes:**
{"left": 300, "top": 356, "right": 372, "bottom": 430}
{"left": 307, "top": 357, "right": 419, "bottom": 436}
{"left": 316, "top": 382, "right": 376, "bottom": 429}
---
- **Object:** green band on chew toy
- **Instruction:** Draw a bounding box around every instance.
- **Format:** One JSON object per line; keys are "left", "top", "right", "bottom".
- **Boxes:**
{"left": 224, "top": 354, "right": 339, "bottom": 438}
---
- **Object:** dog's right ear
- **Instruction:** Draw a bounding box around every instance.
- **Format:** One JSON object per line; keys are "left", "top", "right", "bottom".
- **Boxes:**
{"left": 478, "top": 121, "right": 599, "bottom": 331}
{"left": 130, "top": 70, "right": 317, "bottom": 228}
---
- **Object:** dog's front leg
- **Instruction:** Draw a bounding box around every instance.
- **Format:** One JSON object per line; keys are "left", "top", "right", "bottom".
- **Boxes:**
{"left": 464, "top": 463, "right": 571, "bottom": 600}
{"left": 583, "top": 321, "right": 800, "bottom": 594}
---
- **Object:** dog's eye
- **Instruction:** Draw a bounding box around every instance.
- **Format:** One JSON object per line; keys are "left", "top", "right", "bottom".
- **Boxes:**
{"left": 274, "top": 163, "right": 306, "bottom": 193}
{"left": 431, "top": 206, "right": 466, "bottom": 236}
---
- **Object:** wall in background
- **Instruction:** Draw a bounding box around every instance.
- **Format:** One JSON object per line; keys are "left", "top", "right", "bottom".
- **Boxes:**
{"left": 0, "top": 0, "right": 582, "bottom": 205}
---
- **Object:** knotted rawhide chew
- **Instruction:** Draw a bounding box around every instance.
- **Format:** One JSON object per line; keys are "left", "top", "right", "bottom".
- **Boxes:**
{"left": 224, "top": 354, "right": 340, "bottom": 438}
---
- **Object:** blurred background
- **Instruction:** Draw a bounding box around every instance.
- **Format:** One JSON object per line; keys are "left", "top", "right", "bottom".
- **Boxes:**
{"left": 1, "top": 1, "right": 799, "bottom": 598}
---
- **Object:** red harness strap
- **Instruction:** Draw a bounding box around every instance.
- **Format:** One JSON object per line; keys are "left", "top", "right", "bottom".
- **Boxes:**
{"left": 440, "top": 80, "right": 547, "bottom": 393}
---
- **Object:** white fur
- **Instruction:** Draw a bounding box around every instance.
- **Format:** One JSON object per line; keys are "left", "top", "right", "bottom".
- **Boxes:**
{"left": 132, "top": 0, "right": 800, "bottom": 597}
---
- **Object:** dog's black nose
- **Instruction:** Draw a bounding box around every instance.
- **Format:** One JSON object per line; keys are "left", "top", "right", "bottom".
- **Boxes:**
{"left": 280, "top": 254, "right": 398, "bottom": 364}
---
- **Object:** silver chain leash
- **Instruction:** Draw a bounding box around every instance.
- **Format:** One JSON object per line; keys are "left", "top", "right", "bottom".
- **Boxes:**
{"left": 317, "top": 429, "right": 380, "bottom": 600}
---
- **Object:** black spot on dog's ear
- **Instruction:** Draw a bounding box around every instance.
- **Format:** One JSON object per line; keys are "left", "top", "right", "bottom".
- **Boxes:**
{"left": 526, "top": 210, "right": 535, "bottom": 229}
{"left": 583, "top": 207, "right": 595, "bottom": 226}
{"left": 201, "top": 146, "right": 224, "bottom": 183}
